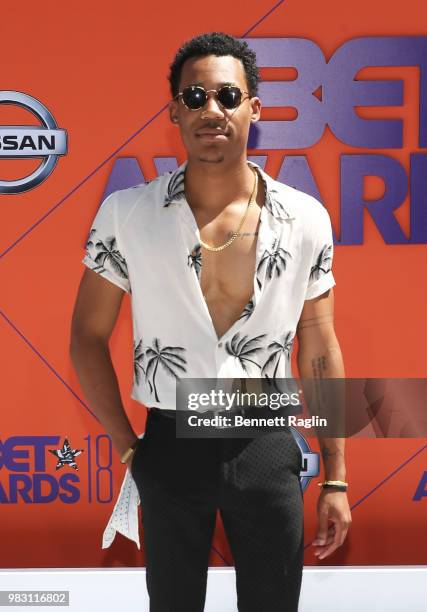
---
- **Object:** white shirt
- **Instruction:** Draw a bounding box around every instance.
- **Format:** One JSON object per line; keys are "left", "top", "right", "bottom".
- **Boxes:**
{"left": 81, "top": 159, "right": 336, "bottom": 549}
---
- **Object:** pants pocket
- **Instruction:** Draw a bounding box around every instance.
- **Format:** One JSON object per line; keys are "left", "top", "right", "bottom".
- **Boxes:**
{"left": 130, "top": 436, "right": 145, "bottom": 479}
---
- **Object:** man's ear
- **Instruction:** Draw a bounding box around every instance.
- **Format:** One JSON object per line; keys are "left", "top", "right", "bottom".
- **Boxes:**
{"left": 250, "top": 96, "right": 261, "bottom": 123}
{"left": 169, "top": 100, "right": 179, "bottom": 125}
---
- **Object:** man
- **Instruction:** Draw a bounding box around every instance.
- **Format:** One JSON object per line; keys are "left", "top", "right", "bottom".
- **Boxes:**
{"left": 70, "top": 32, "right": 351, "bottom": 612}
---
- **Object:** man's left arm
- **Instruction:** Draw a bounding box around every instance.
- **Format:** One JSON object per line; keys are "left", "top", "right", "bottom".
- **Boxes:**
{"left": 296, "top": 287, "right": 352, "bottom": 560}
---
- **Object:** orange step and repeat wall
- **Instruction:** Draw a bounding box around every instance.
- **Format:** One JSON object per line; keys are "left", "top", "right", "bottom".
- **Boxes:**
{"left": 1, "top": 0, "right": 426, "bottom": 568}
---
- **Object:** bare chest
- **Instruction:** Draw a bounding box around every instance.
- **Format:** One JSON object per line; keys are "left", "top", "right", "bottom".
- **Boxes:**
{"left": 192, "top": 203, "right": 263, "bottom": 339}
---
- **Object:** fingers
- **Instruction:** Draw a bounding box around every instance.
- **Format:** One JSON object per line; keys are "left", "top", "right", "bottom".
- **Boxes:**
{"left": 313, "top": 520, "right": 351, "bottom": 560}
{"left": 313, "top": 508, "right": 330, "bottom": 546}
{"left": 312, "top": 525, "right": 335, "bottom": 557}
{"left": 312, "top": 524, "right": 334, "bottom": 546}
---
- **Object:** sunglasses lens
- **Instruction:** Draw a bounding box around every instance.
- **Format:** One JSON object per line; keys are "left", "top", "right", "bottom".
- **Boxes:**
{"left": 182, "top": 86, "right": 206, "bottom": 110}
{"left": 218, "top": 86, "right": 242, "bottom": 109}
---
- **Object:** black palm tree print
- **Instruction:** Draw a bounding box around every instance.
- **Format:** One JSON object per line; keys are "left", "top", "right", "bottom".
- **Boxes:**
{"left": 164, "top": 168, "right": 186, "bottom": 207}
{"left": 144, "top": 338, "right": 188, "bottom": 402}
{"left": 238, "top": 296, "right": 255, "bottom": 321}
{"left": 264, "top": 187, "right": 292, "bottom": 220}
{"left": 261, "top": 331, "right": 295, "bottom": 393}
{"left": 225, "top": 332, "right": 266, "bottom": 374}
{"left": 133, "top": 339, "right": 152, "bottom": 392}
{"left": 256, "top": 237, "right": 292, "bottom": 290}
{"left": 91, "top": 235, "right": 128, "bottom": 279}
{"left": 261, "top": 331, "right": 294, "bottom": 380}
{"left": 85, "top": 228, "right": 97, "bottom": 249}
{"left": 188, "top": 243, "right": 202, "bottom": 279}
{"left": 310, "top": 244, "right": 332, "bottom": 280}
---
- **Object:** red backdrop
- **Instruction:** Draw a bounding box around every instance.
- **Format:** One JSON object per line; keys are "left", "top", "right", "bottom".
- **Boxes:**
{"left": 1, "top": 0, "right": 426, "bottom": 568}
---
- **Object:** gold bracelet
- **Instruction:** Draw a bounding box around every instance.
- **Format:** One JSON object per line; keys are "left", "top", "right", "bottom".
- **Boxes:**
{"left": 318, "top": 480, "right": 348, "bottom": 486}
{"left": 120, "top": 439, "right": 140, "bottom": 464}
{"left": 318, "top": 479, "right": 348, "bottom": 491}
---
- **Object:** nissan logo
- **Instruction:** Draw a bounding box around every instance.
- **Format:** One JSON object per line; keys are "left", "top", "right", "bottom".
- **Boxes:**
{"left": 0, "top": 90, "right": 67, "bottom": 194}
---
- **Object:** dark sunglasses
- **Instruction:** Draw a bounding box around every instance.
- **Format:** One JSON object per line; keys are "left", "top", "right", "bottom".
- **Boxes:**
{"left": 174, "top": 85, "right": 249, "bottom": 111}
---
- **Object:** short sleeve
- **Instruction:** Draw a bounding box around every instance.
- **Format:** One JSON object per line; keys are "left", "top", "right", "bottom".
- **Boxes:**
{"left": 305, "top": 203, "right": 336, "bottom": 300}
{"left": 82, "top": 192, "right": 131, "bottom": 293}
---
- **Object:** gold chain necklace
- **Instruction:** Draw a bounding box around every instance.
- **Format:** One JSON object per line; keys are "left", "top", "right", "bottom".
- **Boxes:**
{"left": 197, "top": 165, "right": 258, "bottom": 252}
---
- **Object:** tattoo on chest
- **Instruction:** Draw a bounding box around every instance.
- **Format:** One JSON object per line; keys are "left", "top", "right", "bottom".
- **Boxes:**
{"left": 226, "top": 231, "right": 259, "bottom": 239}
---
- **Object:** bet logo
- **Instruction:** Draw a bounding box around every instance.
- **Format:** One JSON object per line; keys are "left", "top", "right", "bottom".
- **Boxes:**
{"left": 291, "top": 427, "right": 320, "bottom": 492}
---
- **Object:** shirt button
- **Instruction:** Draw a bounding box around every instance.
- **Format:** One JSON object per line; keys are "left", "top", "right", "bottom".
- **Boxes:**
{"left": 218, "top": 342, "right": 223, "bottom": 348}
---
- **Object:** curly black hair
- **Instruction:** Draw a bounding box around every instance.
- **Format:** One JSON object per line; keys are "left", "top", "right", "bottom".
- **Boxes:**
{"left": 168, "top": 32, "right": 260, "bottom": 99}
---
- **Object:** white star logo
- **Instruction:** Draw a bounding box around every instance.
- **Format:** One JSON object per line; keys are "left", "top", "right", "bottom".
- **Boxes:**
{"left": 49, "top": 437, "right": 84, "bottom": 471}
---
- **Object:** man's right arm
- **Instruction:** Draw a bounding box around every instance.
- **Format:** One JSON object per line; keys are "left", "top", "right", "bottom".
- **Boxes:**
{"left": 69, "top": 267, "right": 138, "bottom": 464}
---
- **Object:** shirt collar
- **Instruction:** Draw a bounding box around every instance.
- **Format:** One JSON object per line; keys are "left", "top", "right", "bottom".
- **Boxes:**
{"left": 163, "top": 159, "right": 296, "bottom": 221}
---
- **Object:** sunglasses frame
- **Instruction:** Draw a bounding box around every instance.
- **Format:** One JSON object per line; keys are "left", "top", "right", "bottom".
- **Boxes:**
{"left": 174, "top": 85, "right": 250, "bottom": 111}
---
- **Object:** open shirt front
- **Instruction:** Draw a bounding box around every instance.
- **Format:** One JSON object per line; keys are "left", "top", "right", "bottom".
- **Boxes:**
{"left": 81, "top": 159, "right": 336, "bottom": 548}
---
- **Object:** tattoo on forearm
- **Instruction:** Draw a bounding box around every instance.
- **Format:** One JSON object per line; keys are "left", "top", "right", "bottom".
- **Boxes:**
{"left": 320, "top": 445, "right": 344, "bottom": 462}
{"left": 311, "top": 355, "right": 327, "bottom": 379}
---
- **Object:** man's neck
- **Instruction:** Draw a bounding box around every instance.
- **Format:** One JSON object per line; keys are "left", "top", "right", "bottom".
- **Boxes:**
{"left": 184, "top": 155, "right": 256, "bottom": 214}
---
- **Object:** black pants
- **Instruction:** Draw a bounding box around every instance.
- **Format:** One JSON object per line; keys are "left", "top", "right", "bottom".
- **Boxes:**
{"left": 131, "top": 409, "right": 304, "bottom": 612}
